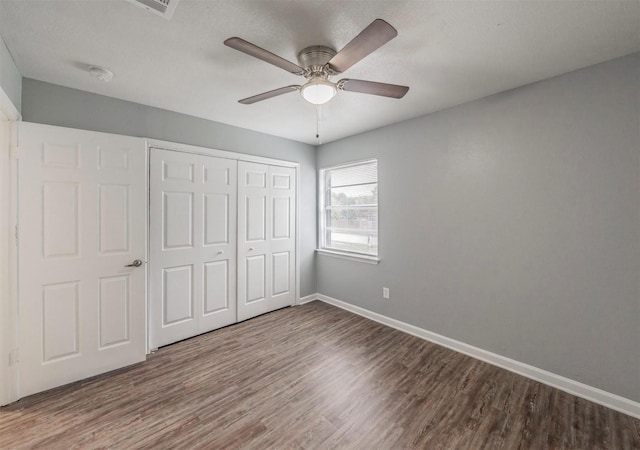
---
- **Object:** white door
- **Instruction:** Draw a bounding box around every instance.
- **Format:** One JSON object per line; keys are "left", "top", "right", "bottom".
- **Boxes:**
{"left": 17, "top": 122, "right": 146, "bottom": 398}
{"left": 149, "top": 149, "right": 237, "bottom": 348}
{"left": 238, "top": 162, "right": 296, "bottom": 321}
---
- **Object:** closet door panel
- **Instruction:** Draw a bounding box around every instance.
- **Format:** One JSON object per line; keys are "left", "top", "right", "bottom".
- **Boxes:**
{"left": 268, "top": 165, "right": 296, "bottom": 310}
{"left": 237, "top": 162, "right": 270, "bottom": 321}
{"left": 198, "top": 156, "right": 237, "bottom": 333}
{"left": 238, "top": 162, "right": 296, "bottom": 321}
{"left": 150, "top": 150, "right": 200, "bottom": 347}
{"left": 150, "top": 150, "right": 236, "bottom": 348}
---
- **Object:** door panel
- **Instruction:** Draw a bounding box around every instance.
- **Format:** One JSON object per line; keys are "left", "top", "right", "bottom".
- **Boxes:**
{"left": 246, "top": 195, "right": 266, "bottom": 241}
{"left": 42, "top": 281, "right": 79, "bottom": 361}
{"left": 238, "top": 162, "right": 296, "bottom": 321}
{"left": 272, "top": 197, "right": 291, "bottom": 239}
{"left": 268, "top": 165, "right": 296, "bottom": 310}
{"left": 43, "top": 181, "right": 79, "bottom": 257}
{"left": 162, "top": 264, "right": 194, "bottom": 325}
{"left": 99, "top": 275, "right": 130, "bottom": 348}
{"left": 18, "top": 122, "right": 146, "bottom": 398}
{"left": 198, "top": 155, "right": 237, "bottom": 333}
{"left": 150, "top": 151, "right": 200, "bottom": 346}
{"left": 246, "top": 255, "right": 266, "bottom": 303}
{"left": 204, "top": 194, "right": 228, "bottom": 245}
{"left": 272, "top": 251, "right": 291, "bottom": 296}
{"left": 163, "top": 192, "right": 194, "bottom": 249}
{"left": 203, "top": 261, "right": 228, "bottom": 313}
{"left": 238, "top": 162, "right": 270, "bottom": 320}
{"left": 150, "top": 149, "right": 237, "bottom": 348}
{"left": 99, "top": 184, "right": 129, "bottom": 254}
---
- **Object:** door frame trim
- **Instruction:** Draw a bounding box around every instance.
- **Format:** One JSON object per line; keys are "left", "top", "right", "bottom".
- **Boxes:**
{"left": 1, "top": 116, "right": 19, "bottom": 406}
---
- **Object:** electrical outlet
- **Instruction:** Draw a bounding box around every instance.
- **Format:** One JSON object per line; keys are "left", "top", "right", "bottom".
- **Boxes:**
{"left": 383, "top": 287, "right": 390, "bottom": 299}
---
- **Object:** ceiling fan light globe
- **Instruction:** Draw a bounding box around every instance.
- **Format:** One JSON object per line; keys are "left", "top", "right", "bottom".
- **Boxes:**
{"left": 301, "top": 80, "right": 337, "bottom": 105}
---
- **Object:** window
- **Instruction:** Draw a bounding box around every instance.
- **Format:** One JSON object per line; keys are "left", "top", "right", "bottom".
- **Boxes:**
{"left": 319, "top": 159, "right": 378, "bottom": 261}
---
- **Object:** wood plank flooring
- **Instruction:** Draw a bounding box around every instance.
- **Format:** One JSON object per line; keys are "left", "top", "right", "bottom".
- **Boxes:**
{"left": 1, "top": 300, "right": 638, "bottom": 449}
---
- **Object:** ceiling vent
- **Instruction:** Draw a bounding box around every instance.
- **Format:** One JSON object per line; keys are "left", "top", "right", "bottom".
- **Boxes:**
{"left": 125, "top": 0, "right": 180, "bottom": 19}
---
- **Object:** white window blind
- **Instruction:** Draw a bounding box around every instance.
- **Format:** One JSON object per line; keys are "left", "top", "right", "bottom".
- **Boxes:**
{"left": 320, "top": 160, "right": 378, "bottom": 257}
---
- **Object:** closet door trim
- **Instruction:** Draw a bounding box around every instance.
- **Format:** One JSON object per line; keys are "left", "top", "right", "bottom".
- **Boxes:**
{"left": 146, "top": 139, "right": 298, "bottom": 168}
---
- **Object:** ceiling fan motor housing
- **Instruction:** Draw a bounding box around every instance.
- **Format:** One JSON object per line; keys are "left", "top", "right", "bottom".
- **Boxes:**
{"left": 297, "top": 45, "right": 337, "bottom": 77}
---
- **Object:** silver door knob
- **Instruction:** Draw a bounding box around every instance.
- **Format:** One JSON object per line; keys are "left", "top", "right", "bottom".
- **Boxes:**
{"left": 125, "top": 259, "right": 143, "bottom": 267}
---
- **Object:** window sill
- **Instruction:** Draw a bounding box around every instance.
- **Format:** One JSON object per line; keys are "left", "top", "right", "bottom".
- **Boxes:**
{"left": 315, "top": 249, "right": 380, "bottom": 264}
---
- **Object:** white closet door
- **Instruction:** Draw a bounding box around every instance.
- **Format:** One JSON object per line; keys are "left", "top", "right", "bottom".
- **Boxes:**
{"left": 199, "top": 155, "right": 237, "bottom": 333}
{"left": 268, "top": 165, "right": 296, "bottom": 310}
{"left": 149, "top": 149, "right": 237, "bottom": 348}
{"left": 238, "top": 162, "right": 296, "bottom": 321}
{"left": 18, "top": 122, "right": 146, "bottom": 398}
{"left": 238, "top": 162, "right": 269, "bottom": 321}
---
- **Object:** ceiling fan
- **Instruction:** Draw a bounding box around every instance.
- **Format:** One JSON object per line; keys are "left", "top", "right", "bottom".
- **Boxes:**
{"left": 224, "top": 19, "right": 409, "bottom": 105}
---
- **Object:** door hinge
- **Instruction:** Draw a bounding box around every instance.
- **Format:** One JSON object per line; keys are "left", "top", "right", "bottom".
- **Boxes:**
{"left": 14, "top": 225, "right": 18, "bottom": 242}
{"left": 9, "top": 349, "right": 19, "bottom": 366}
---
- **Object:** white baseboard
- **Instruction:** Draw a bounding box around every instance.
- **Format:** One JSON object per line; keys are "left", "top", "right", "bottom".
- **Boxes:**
{"left": 298, "top": 294, "right": 319, "bottom": 305}
{"left": 302, "top": 293, "right": 640, "bottom": 419}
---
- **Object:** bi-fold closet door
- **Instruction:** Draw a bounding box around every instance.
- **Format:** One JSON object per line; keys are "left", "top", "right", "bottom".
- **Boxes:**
{"left": 150, "top": 149, "right": 237, "bottom": 348}
{"left": 237, "top": 162, "right": 296, "bottom": 321}
{"left": 150, "top": 150, "right": 296, "bottom": 349}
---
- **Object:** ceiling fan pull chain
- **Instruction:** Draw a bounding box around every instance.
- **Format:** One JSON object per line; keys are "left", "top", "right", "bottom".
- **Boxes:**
{"left": 316, "top": 105, "right": 321, "bottom": 143}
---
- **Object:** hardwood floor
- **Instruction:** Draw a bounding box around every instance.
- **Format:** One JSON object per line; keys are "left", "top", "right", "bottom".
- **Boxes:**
{"left": 1, "top": 300, "right": 638, "bottom": 449}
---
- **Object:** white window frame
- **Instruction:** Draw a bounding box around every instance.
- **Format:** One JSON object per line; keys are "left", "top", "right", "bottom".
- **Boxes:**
{"left": 317, "top": 159, "right": 380, "bottom": 264}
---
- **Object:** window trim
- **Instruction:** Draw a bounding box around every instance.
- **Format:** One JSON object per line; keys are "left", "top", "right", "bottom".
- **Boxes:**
{"left": 317, "top": 158, "right": 380, "bottom": 263}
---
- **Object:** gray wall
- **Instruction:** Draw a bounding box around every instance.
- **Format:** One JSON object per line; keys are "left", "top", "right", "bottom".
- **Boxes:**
{"left": 22, "top": 78, "right": 317, "bottom": 296}
{"left": 316, "top": 53, "right": 640, "bottom": 402}
{"left": 0, "top": 33, "right": 21, "bottom": 113}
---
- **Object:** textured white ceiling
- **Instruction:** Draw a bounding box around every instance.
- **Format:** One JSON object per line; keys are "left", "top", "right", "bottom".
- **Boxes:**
{"left": 1, "top": 0, "right": 639, "bottom": 145}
